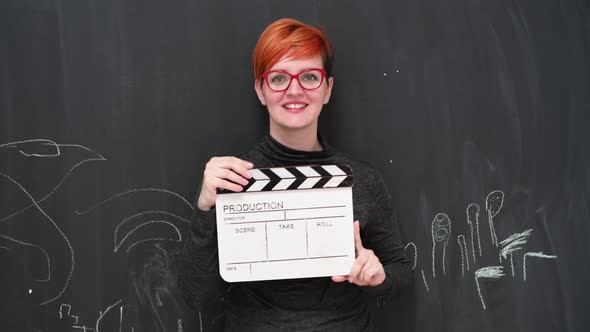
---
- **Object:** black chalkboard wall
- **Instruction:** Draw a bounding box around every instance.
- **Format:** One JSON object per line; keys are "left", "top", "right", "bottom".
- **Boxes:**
{"left": 1, "top": 0, "right": 589, "bottom": 331}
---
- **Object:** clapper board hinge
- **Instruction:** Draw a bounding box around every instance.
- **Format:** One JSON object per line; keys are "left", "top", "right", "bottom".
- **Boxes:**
{"left": 218, "top": 164, "right": 353, "bottom": 194}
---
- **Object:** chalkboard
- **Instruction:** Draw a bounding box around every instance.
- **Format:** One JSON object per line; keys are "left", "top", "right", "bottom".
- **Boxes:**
{"left": 1, "top": 0, "right": 589, "bottom": 331}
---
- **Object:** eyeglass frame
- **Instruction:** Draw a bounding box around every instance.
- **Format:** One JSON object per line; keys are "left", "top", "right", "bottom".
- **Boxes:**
{"left": 261, "top": 68, "right": 327, "bottom": 92}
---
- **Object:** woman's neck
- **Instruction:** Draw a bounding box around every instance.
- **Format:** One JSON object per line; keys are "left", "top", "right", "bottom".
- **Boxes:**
{"left": 269, "top": 124, "right": 322, "bottom": 152}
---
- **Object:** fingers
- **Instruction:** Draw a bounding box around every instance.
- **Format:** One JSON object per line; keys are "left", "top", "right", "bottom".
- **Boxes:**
{"left": 333, "top": 244, "right": 386, "bottom": 287}
{"left": 331, "top": 220, "right": 386, "bottom": 286}
{"left": 207, "top": 177, "right": 243, "bottom": 193}
{"left": 211, "top": 168, "right": 249, "bottom": 187}
{"left": 359, "top": 256, "right": 383, "bottom": 284}
{"left": 331, "top": 275, "right": 348, "bottom": 283}
{"left": 348, "top": 249, "right": 370, "bottom": 283}
{"left": 197, "top": 156, "right": 254, "bottom": 211}
{"left": 211, "top": 156, "right": 253, "bottom": 180}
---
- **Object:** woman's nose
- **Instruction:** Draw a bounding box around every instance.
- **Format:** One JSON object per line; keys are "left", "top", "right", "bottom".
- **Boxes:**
{"left": 285, "top": 77, "right": 304, "bottom": 95}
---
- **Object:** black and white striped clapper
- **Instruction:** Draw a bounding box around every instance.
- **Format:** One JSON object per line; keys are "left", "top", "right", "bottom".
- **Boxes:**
{"left": 220, "top": 164, "right": 353, "bottom": 193}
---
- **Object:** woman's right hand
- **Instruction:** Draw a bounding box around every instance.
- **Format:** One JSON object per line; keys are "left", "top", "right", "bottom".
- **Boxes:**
{"left": 197, "top": 156, "right": 254, "bottom": 211}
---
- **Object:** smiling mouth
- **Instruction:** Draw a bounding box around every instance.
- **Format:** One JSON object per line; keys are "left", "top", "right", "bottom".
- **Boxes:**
{"left": 283, "top": 103, "right": 308, "bottom": 110}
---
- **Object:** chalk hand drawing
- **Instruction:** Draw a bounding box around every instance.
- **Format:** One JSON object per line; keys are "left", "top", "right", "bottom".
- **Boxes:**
{"left": 404, "top": 242, "right": 417, "bottom": 270}
{"left": 466, "top": 203, "right": 481, "bottom": 261}
{"left": 431, "top": 213, "right": 451, "bottom": 277}
{"left": 523, "top": 252, "right": 558, "bottom": 282}
{"left": 499, "top": 229, "right": 533, "bottom": 276}
{"left": 485, "top": 190, "right": 504, "bottom": 247}
{"left": 409, "top": 189, "right": 559, "bottom": 311}
{"left": 421, "top": 269, "right": 430, "bottom": 293}
{"left": 475, "top": 266, "right": 505, "bottom": 310}
{"left": 457, "top": 235, "right": 469, "bottom": 277}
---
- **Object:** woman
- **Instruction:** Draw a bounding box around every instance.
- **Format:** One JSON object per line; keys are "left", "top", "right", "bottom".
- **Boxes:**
{"left": 178, "top": 18, "right": 411, "bottom": 331}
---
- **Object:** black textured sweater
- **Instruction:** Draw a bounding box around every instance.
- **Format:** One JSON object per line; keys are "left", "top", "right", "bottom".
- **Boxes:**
{"left": 178, "top": 134, "right": 412, "bottom": 331}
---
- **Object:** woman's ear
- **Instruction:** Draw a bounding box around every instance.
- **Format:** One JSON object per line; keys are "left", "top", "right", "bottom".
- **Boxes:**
{"left": 323, "top": 76, "right": 334, "bottom": 104}
{"left": 254, "top": 80, "right": 266, "bottom": 106}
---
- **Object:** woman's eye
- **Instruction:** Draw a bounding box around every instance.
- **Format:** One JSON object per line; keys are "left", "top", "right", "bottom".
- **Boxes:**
{"left": 271, "top": 75, "right": 287, "bottom": 83}
{"left": 301, "top": 73, "right": 319, "bottom": 81}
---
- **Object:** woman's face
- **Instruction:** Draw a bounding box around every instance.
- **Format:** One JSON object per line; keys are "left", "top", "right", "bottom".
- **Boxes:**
{"left": 255, "top": 55, "right": 333, "bottom": 134}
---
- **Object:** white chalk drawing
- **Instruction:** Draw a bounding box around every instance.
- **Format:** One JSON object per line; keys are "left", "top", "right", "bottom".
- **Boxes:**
{"left": 499, "top": 229, "right": 533, "bottom": 276}
{"left": 2, "top": 139, "right": 186, "bottom": 332}
{"left": 0, "top": 139, "right": 106, "bottom": 308}
{"left": 407, "top": 189, "right": 559, "bottom": 310}
{"left": 115, "top": 210, "right": 190, "bottom": 236}
{"left": 523, "top": 252, "right": 558, "bottom": 282}
{"left": 0, "top": 233, "right": 51, "bottom": 281}
{"left": 0, "top": 140, "right": 106, "bottom": 223}
{"left": 0, "top": 139, "right": 61, "bottom": 157}
{"left": 119, "top": 306, "right": 123, "bottom": 332}
{"left": 95, "top": 299, "right": 123, "bottom": 332}
{"left": 114, "top": 210, "right": 190, "bottom": 253}
{"left": 0, "top": 172, "right": 74, "bottom": 305}
{"left": 75, "top": 188, "right": 194, "bottom": 216}
{"left": 466, "top": 203, "right": 481, "bottom": 260}
{"left": 457, "top": 235, "right": 469, "bottom": 277}
{"left": 59, "top": 304, "right": 71, "bottom": 319}
{"left": 4, "top": 137, "right": 564, "bottom": 326}
{"left": 431, "top": 213, "right": 451, "bottom": 277}
{"left": 60, "top": 303, "right": 94, "bottom": 331}
{"left": 404, "top": 242, "right": 418, "bottom": 270}
{"left": 198, "top": 312, "right": 203, "bottom": 332}
{"left": 475, "top": 266, "right": 505, "bottom": 310}
{"left": 114, "top": 220, "right": 182, "bottom": 253}
{"left": 421, "top": 269, "right": 430, "bottom": 293}
{"left": 147, "top": 288, "right": 167, "bottom": 331}
{"left": 60, "top": 300, "right": 140, "bottom": 331}
{"left": 485, "top": 191, "right": 504, "bottom": 247}
{"left": 120, "top": 305, "right": 139, "bottom": 332}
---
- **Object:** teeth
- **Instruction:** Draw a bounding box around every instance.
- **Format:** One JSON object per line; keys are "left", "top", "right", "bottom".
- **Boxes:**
{"left": 285, "top": 103, "right": 306, "bottom": 109}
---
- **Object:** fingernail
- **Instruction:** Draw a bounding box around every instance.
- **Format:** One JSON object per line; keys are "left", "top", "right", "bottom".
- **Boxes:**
{"left": 246, "top": 170, "right": 252, "bottom": 178}
{"left": 247, "top": 162, "right": 254, "bottom": 168}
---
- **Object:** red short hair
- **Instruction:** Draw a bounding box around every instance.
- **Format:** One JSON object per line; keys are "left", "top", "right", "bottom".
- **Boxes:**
{"left": 252, "top": 18, "right": 333, "bottom": 81}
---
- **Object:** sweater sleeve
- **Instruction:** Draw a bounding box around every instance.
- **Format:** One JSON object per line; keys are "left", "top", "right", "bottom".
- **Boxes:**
{"left": 359, "top": 170, "right": 413, "bottom": 306}
{"left": 177, "top": 206, "right": 229, "bottom": 312}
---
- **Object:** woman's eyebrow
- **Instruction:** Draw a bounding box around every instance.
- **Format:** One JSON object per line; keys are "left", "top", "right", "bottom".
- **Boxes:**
{"left": 271, "top": 67, "right": 315, "bottom": 73}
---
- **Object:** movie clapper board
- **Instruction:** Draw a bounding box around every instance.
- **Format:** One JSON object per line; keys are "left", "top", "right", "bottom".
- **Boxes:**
{"left": 215, "top": 164, "right": 355, "bottom": 282}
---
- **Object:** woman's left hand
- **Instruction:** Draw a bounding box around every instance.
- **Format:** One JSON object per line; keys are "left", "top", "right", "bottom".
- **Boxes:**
{"left": 332, "top": 220, "right": 386, "bottom": 287}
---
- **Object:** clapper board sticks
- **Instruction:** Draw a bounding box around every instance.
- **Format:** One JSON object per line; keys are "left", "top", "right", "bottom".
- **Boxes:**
{"left": 219, "top": 164, "right": 353, "bottom": 193}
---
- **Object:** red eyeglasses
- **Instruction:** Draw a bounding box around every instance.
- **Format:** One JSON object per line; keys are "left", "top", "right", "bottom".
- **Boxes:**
{"left": 262, "top": 68, "right": 327, "bottom": 92}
